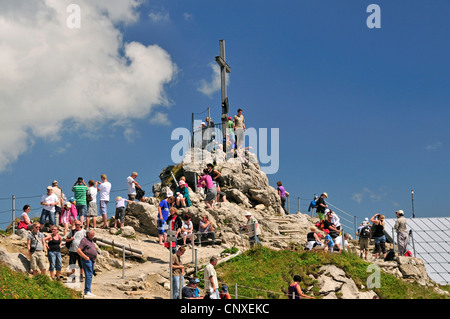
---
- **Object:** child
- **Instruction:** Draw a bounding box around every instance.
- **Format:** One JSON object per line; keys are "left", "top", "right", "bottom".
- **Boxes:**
{"left": 220, "top": 285, "right": 231, "bottom": 299}
{"left": 60, "top": 202, "right": 77, "bottom": 236}
{"left": 181, "top": 214, "right": 194, "bottom": 246}
{"left": 323, "top": 231, "right": 335, "bottom": 253}
{"left": 114, "top": 196, "right": 131, "bottom": 228}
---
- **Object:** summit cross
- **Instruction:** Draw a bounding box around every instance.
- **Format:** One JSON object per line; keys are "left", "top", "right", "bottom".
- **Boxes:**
{"left": 215, "top": 39, "right": 231, "bottom": 152}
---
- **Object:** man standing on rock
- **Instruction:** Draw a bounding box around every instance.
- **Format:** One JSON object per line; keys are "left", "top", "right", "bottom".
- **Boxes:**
{"left": 126, "top": 171, "right": 141, "bottom": 201}
{"left": 97, "top": 174, "right": 111, "bottom": 229}
{"left": 158, "top": 196, "right": 174, "bottom": 245}
{"left": 172, "top": 245, "right": 185, "bottom": 299}
{"left": 241, "top": 211, "right": 262, "bottom": 248}
{"left": 233, "top": 108, "right": 246, "bottom": 150}
{"left": 204, "top": 256, "right": 219, "bottom": 299}
{"left": 316, "top": 193, "right": 328, "bottom": 221}
{"left": 27, "top": 222, "right": 47, "bottom": 276}
{"left": 40, "top": 186, "right": 59, "bottom": 228}
{"left": 72, "top": 177, "right": 89, "bottom": 227}
{"left": 50, "top": 180, "right": 64, "bottom": 227}
{"left": 394, "top": 210, "right": 408, "bottom": 256}
{"left": 77, "top": 230, "right": 98, "bottom": 297}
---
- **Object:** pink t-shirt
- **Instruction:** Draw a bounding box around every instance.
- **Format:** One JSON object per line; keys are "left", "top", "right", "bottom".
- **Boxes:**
{"left": 198, "top": 175, "right": 214, "bottom": 189}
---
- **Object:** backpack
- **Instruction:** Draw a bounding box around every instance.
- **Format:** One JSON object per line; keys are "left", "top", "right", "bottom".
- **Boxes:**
{"left": 65, "top": 229, "right": 77, "bottom": 249}
{"left": 384, "top": 249, "right": 395, "bottom": 261}
{"left": 359, "top": 225, "right": 371, "bottom": 239}
{"left": 315, "top": 220, "right": 325, "bottom": 231}
{"left": 136, "top": 187, "right": 145, "bottom": 201}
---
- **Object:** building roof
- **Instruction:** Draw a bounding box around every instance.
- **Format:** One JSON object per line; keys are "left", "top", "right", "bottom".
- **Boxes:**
{"left": 384, "top": 217, "right": 450, "bottom": 285}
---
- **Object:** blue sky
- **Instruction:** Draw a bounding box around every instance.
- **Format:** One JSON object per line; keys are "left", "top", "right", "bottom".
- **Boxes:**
{"left": 0, "top": 0, "right": 449, "bottom": 231}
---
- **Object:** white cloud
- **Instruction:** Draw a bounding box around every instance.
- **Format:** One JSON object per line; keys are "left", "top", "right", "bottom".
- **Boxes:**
{"left": 148, "top": 10, "right": 170, "bottom": 23}
{"left": 0, "top": 0, "right": 177, "bottom": 172}
{"left": 425, "top": 141, "right": 442, "bottom": 150}
{"left": 352, "top": 193, "right": 363, "bottom": 204}
{"left": 363, "top": 187, "right": 381, "bottom": 201}
{"left": 352, "top": 187, "right": 384, "bottom": 204}
{"left": 183, "top": 12, "right": 194, "bottom": 21}
{"left": 149, "top": 112, "right": 171, "bottom": 126}
{"left": 197, "top": 62, "right": 229, "bottom": 97}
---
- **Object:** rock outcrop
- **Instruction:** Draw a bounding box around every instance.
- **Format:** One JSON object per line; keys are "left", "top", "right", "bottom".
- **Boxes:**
{"left": 1, "top": 148, "right": 447, "bottom": 299}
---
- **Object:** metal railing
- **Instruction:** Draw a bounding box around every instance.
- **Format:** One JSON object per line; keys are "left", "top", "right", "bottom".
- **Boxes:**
{"left": 284, "top": 194, "right": 357, "bottom": 238}
{"left": 0, "top": 178, "right": 161, "bottom": 232}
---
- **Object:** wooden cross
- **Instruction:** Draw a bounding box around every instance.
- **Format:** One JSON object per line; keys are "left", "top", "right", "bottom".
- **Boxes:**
{"left": 215, "top": 39, "right": 231, "bottom": 152}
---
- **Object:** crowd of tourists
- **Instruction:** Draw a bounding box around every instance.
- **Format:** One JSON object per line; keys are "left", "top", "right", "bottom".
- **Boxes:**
{"left": 304, "top": 193, "right": 409, "bottom": 261}
{"left": 17, "top": 172, "right": 146, "bottom": 297}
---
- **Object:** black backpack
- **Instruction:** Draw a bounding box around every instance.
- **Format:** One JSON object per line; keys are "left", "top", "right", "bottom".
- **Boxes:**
{"left": 360, "top": 225, "right": 371, "bottom": 239}
{"left": 384, "top": 249, "right": 395, "bottom": 261}
{"left": 136, "top": 187, "right": 145, "bottom": 201}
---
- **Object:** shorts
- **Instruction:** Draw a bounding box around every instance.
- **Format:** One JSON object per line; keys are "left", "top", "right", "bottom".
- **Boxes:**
{"left": 30, "top": 250, "right": 47, "bottom": 271}
{"left": 99, "top": 200, "right": 109, "bottom": 215}
{"left": 359, "top": 238, "right": 370, "bottom": 251}
{"left": 158, "top": 219, "right": 167, "bottom": 235}
{"left": 115, "top": 207, "right": 125, "bottom": 222}
{"left": 87, "top": 201, "right": 98, "bottom": 217}
{"left": 373, "top": 235, "right": 386, "bottom": 244}
{"left": 76, "top": 205, "right": 87, "bottom": 218}
{"left": 69, "top": 251, "right": 82, "bottom": 268}
{"left": 128, "top": 194, "right": 136, "bottom": 201}
{"left": 306, "top": 241, "right": 323, "bottom": 250}
{"left": 205, "top": 187, "right": 217, "bottom": 202}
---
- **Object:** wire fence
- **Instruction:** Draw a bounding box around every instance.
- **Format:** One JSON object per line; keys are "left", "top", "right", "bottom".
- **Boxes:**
{"left": 284, "top": 195, "right": 358, "bottom": 237}
{"left": 0, "top": 178, "right": 161, "bottom": 231}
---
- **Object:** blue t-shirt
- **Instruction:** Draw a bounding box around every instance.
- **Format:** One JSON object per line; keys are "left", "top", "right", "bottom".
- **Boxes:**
{"left": 325, "top": 234, "right": 334, "bottom": 247}
{"left": 158, "top": 200, "right": 170, "bottom": 221}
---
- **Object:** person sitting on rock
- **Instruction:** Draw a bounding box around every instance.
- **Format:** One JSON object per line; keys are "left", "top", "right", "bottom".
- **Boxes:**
{"left": 323, "top": 210, "right": 340, "bottom": 239}
{"left": 305, "top": 226, "right": 324, "bottom": 251}
{"left": 175, "top": 180, "right": 191, "bottom": 208}
{"left": 198, "top": 214, "right": 216, "bottom": 247}
{"left": 181, "top": 214, "right": 194, "bottom": 247}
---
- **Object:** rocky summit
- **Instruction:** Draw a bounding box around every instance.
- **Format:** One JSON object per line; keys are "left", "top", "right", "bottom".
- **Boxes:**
{"left": 1, "top": 148, "right": 448, "bottom": 299}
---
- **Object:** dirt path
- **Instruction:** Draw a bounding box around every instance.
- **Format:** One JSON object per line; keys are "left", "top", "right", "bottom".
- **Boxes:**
{"left": 79, "top": 228, "right": 226, "bottom": 299}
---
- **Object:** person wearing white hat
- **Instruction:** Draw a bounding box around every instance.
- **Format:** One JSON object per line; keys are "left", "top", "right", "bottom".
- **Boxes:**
{"left": 40, "top": 186, "right": 59, "bottom": 228}
{"left": 316, "top": 193, "right": 328, "bottom": 221}
{"left": 394, "top": 210, "right": 408, "bottom": 256}
{"left": 357, "top": 219, "right": 371, "bottom": 260}
{"left": 241, "top": 211, "right": 262, "bottom": 247}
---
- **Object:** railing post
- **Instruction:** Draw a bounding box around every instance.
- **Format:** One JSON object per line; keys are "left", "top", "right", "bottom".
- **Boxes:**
{"left": 122, "top": 246, "right": 126, "bottom": 279}
{"left": 195, "top": 248, "right": 198, "bottom": 274}
{"left": 392, "top": 227, "right": 396, "bottom": 254}
{"left": 12, "top": 195, "right": 15, "bottom": 235}
{"left": 410, "top": 230, "right": 416, "bottom": 257}
{"left": 169, "top": 243, "right": 173, "bottom": 299}
{"left": 287, "top": 195, "right": 290, "bottom": 214}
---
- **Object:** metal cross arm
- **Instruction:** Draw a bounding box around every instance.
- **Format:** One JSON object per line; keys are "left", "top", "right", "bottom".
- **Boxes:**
{"left": 215, "top": 55, "right": 231, "bottom": 73}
